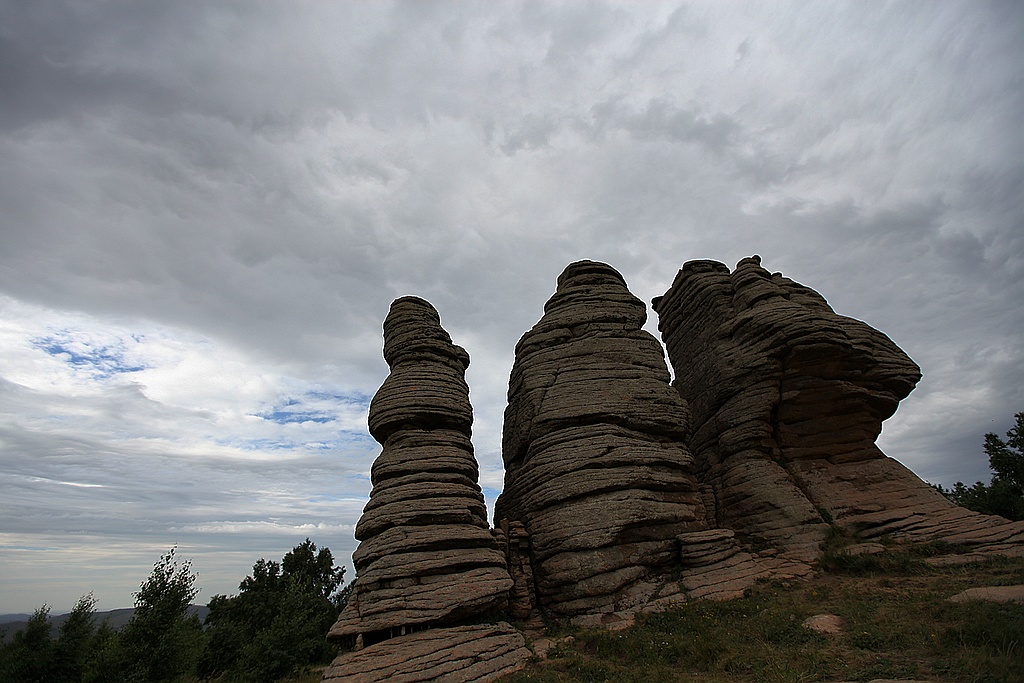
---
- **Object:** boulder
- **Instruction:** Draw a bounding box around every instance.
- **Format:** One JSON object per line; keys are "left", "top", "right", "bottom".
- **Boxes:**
{"left": 948, "top": 585, "right": 1024, "bottom": 603}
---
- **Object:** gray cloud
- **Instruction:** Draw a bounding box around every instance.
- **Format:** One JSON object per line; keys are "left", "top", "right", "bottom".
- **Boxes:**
{"left": 1, "top": 0, "right": 1022, "bottom": 612}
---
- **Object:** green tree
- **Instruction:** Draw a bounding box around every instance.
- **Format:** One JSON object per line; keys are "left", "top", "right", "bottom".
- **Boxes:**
{"left": 0, "top": 605, "right": 54, "bottom": 682}
{"left": 109, "top": 547, "right": 206, "bottom": 682}
{"left": 942, "top": 411, "right": 1024, "bottom": 521}
{"left": 282, "top": 538, "right": 345, "bottom": 602}
{"left": 198, "top": 538, "right": 346, "bottom": 682}
{"left": 82, "top": 620, "right": 122, "bottom": 683}
{"left": 51, "top": 594, "right": 97, "bottom": 683}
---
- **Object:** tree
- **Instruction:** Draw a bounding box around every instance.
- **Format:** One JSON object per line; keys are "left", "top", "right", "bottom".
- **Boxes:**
{"left": 941, "top": 411, "right": 1024, "bottom": 521}
{"left": 51, "top": 594, "right": 97, "bottom": 683}
{"left": 108, "top": 547, "right": 206, "bottom": 682}
{"left": 199, "top": 538, "right": 346, "bottom": 682}
{"left": 282, "top": 537, "right": 345, "bottom": 602}
{"left": 0, "top": 605, "right": 54, "bottom": 682}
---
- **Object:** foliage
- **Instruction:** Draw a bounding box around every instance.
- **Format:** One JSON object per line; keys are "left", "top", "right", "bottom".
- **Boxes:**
{"left": 198, "top": 538, "right": 346, "bottom": 682}
{"left": 52, "top": 594, "right": 97, "bottom": 683}
{"left": 0, "top": 605, "right": 54, "bottom": 682}
{"left": 102, "top": 546, "right": 206, "bottom": 682}
{"left": 0, "top": 595, "right": 107, "bottom": 683}
{"left": 939, "top": 411, "right": 1024, "bottom": 521}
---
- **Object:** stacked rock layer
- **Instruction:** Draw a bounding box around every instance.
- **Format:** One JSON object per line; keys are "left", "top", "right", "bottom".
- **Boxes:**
{"left": 653, "top": 256, "right": 1024, "bottom": 555}
{"left": 326, "top": 297, "right": 516, "bottom": 679}
{"left": 323, "top": 623, "right": 531, "bottom": 683}
{"left": 495, "top": 261, "right": 712, "bottom": 619}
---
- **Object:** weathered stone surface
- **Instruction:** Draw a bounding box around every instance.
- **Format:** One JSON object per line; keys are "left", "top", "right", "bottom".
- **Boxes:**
{"left": 322, "top": 622, "right": 531, "bottom": 683}
{"left": 676, "top": 528, "right": 776, "bottom": 600}
{"left": 802, "top": 613, "right": 843, "bottom": 635}
{"left": 495, "top": 261, "right": 715, "bottom": 618}
{"left": 948, "top": 585, "right": 1024, "bottom": 604}
{"left": 653, "top": 256, "right": 1024, "bottom": 558}
{"left": 328, "top": 297, "right": 512, "bottom": 642}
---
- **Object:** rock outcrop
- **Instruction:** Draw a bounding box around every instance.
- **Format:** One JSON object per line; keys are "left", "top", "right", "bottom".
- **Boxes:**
{"left": 323, "top": 623, "right": 531, "bottom": 683}
{"left": 495, "top": 260, "right": 732, "bottom": 620}
{"left": 322, "top": 257, "right": 1024, "bottom": 682}
{"left": 325, "top": 297, "right": 522, "bottom": 682}
{"left": 652, "top": 256, "right": 1024, "bottom": 557}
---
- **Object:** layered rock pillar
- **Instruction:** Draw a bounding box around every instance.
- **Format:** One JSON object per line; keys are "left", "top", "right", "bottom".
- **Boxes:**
{"left": 495, "top": 261, "right": 712, "bottom": 620}
{"left": 325, "top": 297, "right": 527, "bottom": 682}
{"left": 653, "top": 256, "right": 1024, "bottom": 554}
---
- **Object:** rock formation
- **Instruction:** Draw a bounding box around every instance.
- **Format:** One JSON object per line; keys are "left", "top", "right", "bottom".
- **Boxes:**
{"left": 653, "top": 256, "right": 1024, "bottom": 556}
{"left": 325, "top": 297, "right": 527, "bottom": 682}
{"left": 495, "top": 260, "right": 731, "bottom": 621}
{"left": 323, "top": 622, "right": 530, "bottom": 682}
{"left": 322, "top": 257, "right": 1024, "bottom": 682}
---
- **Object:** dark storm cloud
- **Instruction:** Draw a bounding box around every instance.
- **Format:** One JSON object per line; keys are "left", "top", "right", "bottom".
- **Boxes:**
{"left": 1, "top": 0, "right": 1022, "bottom": 611}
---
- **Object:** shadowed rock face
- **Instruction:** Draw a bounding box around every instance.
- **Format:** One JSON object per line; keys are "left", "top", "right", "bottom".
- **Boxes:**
{"left": 495, "top": 261, "right": 708, "bottom": 618}
{"left": 323, "top": 623, "right": 531, "bottom": 682}
{"left": 653, "top": 256, "right": 1024, "bottom": 554}
{"left": 327, "top": 297, "right": 512, "bottom": 644}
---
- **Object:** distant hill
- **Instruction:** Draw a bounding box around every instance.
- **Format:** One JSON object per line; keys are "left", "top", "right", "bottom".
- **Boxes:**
{"left": 0, "top": 605, "right": 209, "bottom": 643}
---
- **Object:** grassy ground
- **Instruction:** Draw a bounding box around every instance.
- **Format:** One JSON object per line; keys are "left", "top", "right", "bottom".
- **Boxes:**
{"left": 502, "top": 540, "right": 1024, "bottom": 683}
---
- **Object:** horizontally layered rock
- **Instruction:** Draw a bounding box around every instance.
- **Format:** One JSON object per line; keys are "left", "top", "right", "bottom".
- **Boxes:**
{"left": 323, "top": 623, "right": 531, "bottom": 683}
{"left": 653, "top": 256, "right": 1024, "bottom": 556}
{"left": 495, "top": 261, "right": 715, "bottom": 619}
{"left": 326, "top": 297, "right": 520, "bottom": 681}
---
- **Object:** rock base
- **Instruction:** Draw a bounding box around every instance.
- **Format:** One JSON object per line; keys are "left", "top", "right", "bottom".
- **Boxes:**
{"left": 322, "top": 622, "right": 531, "bottom": 683}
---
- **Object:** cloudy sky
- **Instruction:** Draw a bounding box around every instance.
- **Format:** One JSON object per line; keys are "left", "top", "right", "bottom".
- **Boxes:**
{"left": 1, "top": 1, "right": 1021, "bottom": 615}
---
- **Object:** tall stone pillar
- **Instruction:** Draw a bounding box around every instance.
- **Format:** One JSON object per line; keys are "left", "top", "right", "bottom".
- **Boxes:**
{"left": 496, "top": 261, "right": 708, "bottom": 620}
{"left": 325, "top": 297, "right": 528, "bottom": 682}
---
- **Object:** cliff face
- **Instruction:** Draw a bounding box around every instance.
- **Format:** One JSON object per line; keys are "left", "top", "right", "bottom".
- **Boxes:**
{"left": 653, "top": 256, "right": 1024, "bottom": 553}
{"left": 495, "top": 261, "right": 709, "bottom": 619}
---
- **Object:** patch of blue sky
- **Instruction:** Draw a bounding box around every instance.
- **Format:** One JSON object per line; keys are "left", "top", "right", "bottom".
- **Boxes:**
{"left": 481, "top": 486, "right": 503, "bottom": 499}
{"left": 306, "top": 389, "right": 373, "bottom": 405}
{"left": 226, "top": 433, "right": 373, "bottom": 452}
{"left": 339, "top": 431, "right": 375, "bottom": 443}
{"left": 304, "top": 433, "right": 377, "bottom": 450}
{"left": 261, "top": 410, "right": 334, "bottom": 425}
{"left": 32, "top": 333, "right": 146, "bottom": 379}
{"left": 231, "top": 438, "right": 299, "bottom": 452}
{"left": 256, "top": 389, "right": 372, "bottom": 426}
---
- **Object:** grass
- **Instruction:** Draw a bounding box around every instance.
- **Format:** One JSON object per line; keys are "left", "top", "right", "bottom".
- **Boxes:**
{"left": 502, "top": 539, "right": 1024, "bottom": 683}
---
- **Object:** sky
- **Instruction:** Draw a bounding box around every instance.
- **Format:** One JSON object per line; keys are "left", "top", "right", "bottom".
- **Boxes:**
{"left": 1, "top": 1, "right": 1022, "bottom": 615}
